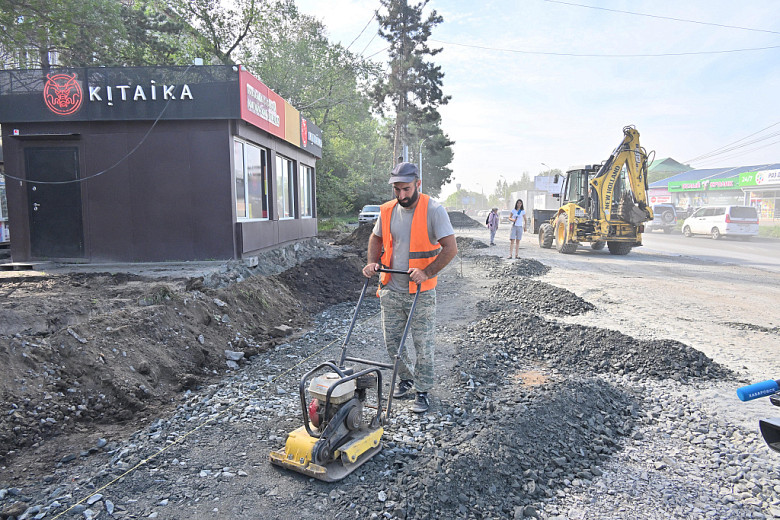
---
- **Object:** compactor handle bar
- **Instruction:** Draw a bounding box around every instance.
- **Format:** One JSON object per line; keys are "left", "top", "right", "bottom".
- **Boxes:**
{"left": 737, "top": 379, "right": 780, "bottom": 402}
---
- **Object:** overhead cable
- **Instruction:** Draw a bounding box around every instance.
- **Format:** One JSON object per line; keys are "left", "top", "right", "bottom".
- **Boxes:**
{"left": 684, "top": 120, "right": 780, "bottom": 163}
{"left": 430, "top": 39, "right": 780, "bottom": 58}
{"left": 543, "top": 0, "right": 780, "bottom": 36}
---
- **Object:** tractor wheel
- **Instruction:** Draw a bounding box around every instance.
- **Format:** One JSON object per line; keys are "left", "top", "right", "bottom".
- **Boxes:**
{"left": 590, "top": 240, "right": 606, "bottom": 251}
{"left": 554, "top": 214, "right": 578, "bottom": 254}
{"left": 538, "top": 223, "right": 554, "bottom": 249}
{"left": 607, "top": 241, "right": 633, "bottom": 255}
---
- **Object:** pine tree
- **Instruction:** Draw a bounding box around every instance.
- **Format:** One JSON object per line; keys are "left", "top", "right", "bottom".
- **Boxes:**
{"left": 371, "top": 0, "right": 450, "bottom": 164}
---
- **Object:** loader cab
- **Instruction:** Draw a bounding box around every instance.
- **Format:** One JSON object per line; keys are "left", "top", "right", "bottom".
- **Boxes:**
{"left": 561, "top": 164, "right": 601, "bottom": 208}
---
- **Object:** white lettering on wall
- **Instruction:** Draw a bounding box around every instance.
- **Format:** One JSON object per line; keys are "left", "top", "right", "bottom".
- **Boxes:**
{"left": 86, "top": 82, "right": 193, "bottom": 105}
{"left": 245, "top": 83, "right": 280, "bottom": 127}
{"left": 308, "top": 131, "right": 322, "bottom": 147}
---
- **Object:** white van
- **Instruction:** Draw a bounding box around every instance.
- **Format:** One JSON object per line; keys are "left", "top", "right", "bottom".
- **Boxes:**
{"left": 682, "top": 205, "right": 759, "bottom": 239}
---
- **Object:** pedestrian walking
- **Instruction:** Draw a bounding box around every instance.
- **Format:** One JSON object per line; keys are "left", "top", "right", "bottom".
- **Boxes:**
{"left": 362, "top": 162, "right": 458, "bottom": 413}
{"left": 508, "top": 199, "right": 527, "bottom": 259}
{"left": 486, "top": 207, "right": 499, "bottom": 245}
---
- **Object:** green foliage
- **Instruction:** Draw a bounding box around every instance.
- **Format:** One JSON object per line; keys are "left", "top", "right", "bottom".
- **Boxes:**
{"left": 0, "top": 0, "right": 185, "bottom": 68}
{"left": 372, "top": 0, "right": 451, "bottom": 170}
{"left": 317, "top": 216, "right": 354, "bottom": 232}
{"left": 759, "top": 225, "right": 780, "bottom": 239}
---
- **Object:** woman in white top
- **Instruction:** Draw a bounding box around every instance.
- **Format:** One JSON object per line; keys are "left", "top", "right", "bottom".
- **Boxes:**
{"left": 508, "top": 199, "right": 527, "bottom": 259}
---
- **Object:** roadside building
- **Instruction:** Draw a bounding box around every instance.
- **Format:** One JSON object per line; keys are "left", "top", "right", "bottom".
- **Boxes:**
{"left": 649, "top": 164, "right": 780, "bottom": 221}
{"left": 0, "top": 65, "right": 322, "bottom": 262}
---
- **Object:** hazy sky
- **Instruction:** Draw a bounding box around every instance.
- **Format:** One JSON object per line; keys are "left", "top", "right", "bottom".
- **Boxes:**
{"left": 294, "top": 0, "right": 780, "bottom": 198}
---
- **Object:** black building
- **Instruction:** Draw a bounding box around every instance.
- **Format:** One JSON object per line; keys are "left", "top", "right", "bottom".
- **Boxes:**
{"left": 0, "top": 65, "right": 322, "bottom": 262}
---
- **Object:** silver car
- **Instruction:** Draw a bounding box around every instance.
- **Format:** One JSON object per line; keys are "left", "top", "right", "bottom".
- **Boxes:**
{"left": 358, "top": 205, "right": 381, "bottom": 223}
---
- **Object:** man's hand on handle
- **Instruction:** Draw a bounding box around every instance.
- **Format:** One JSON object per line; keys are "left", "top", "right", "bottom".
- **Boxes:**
{"left": 408, "top": 268, "right": 429, "bottom": 285}
{"left": 362, "top": 263, "right": 380, "bottom": 278}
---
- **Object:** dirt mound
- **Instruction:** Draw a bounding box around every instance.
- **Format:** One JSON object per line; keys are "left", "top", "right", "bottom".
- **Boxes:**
{"left": 448, "top": 211, "right": 482, "bottom": 228}
{"left": 455, "top": 236, "right": 488, "bottom": 250}
{"left": 334, "top": 222, "right": 374, "bottom": 253}
{"left": 275, "top": 254, "right": 366, "bottom": 310}
{"left": 0, "top": 255, "right": 365, "bottom": 465}
{"left": 468, "top": 309, "right": 732, "bottom": 381}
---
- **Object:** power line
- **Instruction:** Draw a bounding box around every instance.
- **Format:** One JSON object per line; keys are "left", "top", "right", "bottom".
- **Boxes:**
{"left": 430, "top": 38, "right": 780, "bottom": 58}
{"left": 690, "top": 139, "right": 780, "bottom": 167}
{"left": 543, "top": 0, "right": 780, "bottom": 36}
{"left": 684, "top": 120, "right": 780, "bottom": 163}
{"left": 345, "top": 12, "right": 376, "bottom": 52}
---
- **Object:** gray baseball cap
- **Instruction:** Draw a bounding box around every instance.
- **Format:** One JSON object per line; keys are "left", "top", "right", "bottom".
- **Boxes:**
{"left": 388, "top": 162, "right": 419, "bottom": 184}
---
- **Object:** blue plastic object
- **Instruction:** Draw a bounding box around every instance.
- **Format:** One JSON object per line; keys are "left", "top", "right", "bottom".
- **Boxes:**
{"left": 737, "top": 380, "right": 780, "bottom": 402}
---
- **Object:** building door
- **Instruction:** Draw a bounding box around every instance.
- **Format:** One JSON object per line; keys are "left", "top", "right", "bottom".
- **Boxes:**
{"left": 25, "top": 147, "right": 84, "bottom": 258}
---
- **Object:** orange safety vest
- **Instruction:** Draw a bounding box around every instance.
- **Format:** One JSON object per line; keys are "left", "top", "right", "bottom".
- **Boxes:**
{"left": 378, "top": 193, "right": 442, "bottom": 295}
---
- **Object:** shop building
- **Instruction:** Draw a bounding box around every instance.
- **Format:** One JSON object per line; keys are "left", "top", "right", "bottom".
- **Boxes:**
{"left": 0, "top": 65, "right": 322, "bottom": 262}
{"left": 649, "top": 164, "right": 780, "bottom": 221}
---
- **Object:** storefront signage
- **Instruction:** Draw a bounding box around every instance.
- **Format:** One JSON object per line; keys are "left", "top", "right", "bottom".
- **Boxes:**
{"left": 300, "top": 116, "right": 322, "bottom": 157}
{"left": 43, "top": 73, "right": 84, "bottom": 115}
{"left": 740, "top": 169, "right": 780, "bottom": 187}
{"left": 0, "top": 66, "right": 238, "bottom": 123}
{"left": 668, "top": 178, "right": 737, "bottom": 192}
{"left": 238, "top": 70, "right": 285, "bottom": 140}
{"left": 1, "top": 66, "right": 321, "bottom": 157}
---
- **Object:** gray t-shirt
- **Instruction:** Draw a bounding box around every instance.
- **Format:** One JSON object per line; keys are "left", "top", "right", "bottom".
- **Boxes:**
{"left": 372, "top": 197, "right": 455, "bottom": 292}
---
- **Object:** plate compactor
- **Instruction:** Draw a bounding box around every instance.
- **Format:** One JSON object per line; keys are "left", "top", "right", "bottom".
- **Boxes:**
{"left": 270, "top": 269, "right": 420, "bottom": 482}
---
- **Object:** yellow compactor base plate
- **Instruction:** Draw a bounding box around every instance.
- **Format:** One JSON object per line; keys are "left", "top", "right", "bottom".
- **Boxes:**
{"left": 269, "top": 425, "right": 384, "bottom": 482}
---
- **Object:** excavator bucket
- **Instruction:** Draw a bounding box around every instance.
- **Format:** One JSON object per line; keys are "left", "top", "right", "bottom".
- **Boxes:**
{"left": 269, "top": 426, "right": 383, "bottom": 482}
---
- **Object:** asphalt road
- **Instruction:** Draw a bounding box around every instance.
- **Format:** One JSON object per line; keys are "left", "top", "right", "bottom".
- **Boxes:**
{"left": 639, "top": 230, "right": 780, "bottom": 271}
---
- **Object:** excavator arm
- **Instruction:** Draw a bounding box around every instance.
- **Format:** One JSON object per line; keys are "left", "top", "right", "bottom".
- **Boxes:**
{"left": 590, "top": 125, "right": 653, "bottom": 224}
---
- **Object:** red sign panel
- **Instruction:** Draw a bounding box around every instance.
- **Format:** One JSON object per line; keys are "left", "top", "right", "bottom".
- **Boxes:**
{"left": 43, "top": 73, "right": 83, "bottom": 116}
{"left": 239, "top": 69, "right": 285, "bottom": 139}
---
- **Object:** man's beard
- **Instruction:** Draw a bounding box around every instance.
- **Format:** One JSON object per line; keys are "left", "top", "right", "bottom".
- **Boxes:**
{"left": 397, "top": 186, "right": 419, "bottom": 208}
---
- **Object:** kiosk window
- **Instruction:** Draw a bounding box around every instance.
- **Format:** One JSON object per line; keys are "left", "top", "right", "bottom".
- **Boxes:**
{"left": 300, "top": 164, "right": 314, "bottom": 218}
{"left": 234, "top": 139, "right": 269, "bottom": 220}
{"left": 276, "top": 155, "right": 295, "bottom": 219}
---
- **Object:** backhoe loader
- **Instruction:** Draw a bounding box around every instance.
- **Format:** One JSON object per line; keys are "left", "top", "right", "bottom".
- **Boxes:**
{"left": 538, "top": 125, "right": 653, "bottom": 255}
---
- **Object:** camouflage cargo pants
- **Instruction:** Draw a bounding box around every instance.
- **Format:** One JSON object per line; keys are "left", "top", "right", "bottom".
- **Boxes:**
{"left": 378, "top": 288, "right": 436, "bottom": 393}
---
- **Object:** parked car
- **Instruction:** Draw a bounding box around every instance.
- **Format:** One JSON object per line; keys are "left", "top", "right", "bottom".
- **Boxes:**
{"left": 499, "top": 210, "right": 512, "bottom": 223}
{"left": 682, "top": 205, "right": 759, "bottom": 240}
{"left": 358, "top": 204, "right": 381, "bottom": 223}
{"left": 645, "top": 204, "right": 677, "bottom": 234}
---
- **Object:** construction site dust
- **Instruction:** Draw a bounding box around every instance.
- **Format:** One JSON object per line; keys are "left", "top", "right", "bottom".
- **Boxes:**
{"left": 0, "top": 224, "right": 778, "bottom": 520}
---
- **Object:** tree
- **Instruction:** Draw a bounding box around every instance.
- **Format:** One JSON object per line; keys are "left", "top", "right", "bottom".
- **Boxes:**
{"left": 0, "top": 0, "right": 184, "bottom": 68}
{"left": 236, "top": 3, "right": 392, "bottom": 216}
{"left": 411, "top": 113, "right": 454, "bottom": 198}
{"left": 371, "top": 0, "right": 450, "bottom": 164}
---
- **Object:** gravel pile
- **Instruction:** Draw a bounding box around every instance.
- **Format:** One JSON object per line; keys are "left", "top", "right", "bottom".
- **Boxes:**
{"left": 474, "top": 256, "right": 551, "bottom": 278}
{"left": 448, "top": 212, "right": 482, "bottom": 228}
{"left": 343, "top": 377, "right": 639, "bottom": 519}
{"left": 487, "top": 279, "right": 595, "bottom": 316}
{"left": 468, "top": 309, "right": 732, "bottom": 382}
{"left": 455, "top": 236, "right": 489, "bottom": 250}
